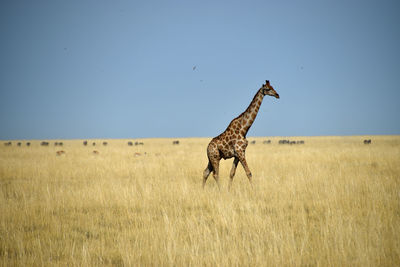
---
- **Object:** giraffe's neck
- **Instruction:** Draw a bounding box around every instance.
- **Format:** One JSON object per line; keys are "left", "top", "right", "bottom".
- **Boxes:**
{"left": 238, "top": 89, "right": 264, "bottom": 136}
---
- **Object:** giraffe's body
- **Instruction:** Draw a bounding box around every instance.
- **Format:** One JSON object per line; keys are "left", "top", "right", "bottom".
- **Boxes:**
{"left": 203, "top": 80, "right": 279, "bottom": 189}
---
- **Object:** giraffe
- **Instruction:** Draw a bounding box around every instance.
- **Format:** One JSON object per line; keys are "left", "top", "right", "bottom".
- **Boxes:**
{"left": 203, "top": 80, "right": 279, "bottom": 189}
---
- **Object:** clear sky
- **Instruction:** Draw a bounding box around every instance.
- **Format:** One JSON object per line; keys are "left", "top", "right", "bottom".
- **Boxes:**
{"left": 1, "top": 0, "right": 399, "bottom": 140}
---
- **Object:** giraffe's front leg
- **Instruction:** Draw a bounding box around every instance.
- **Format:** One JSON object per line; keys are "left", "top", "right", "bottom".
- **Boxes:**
{"left": 236, "top": 150, "right": 253, "bottom": 186}
{"left": 229, "top": 157, "right": 239, "bottom": 191}
{"left": 234, "top": 140, "right": 253, "bottom": 186}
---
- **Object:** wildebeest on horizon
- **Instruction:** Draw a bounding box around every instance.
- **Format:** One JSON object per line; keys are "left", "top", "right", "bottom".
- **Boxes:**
{"left": 26, "top": 142, "right": 31, "bottom": 146}
{"left": 17, "top": 142, "right": 21, "bottom": 146}
{"left": 263, "top": 140, "right": 271, "bottom": 144}
{"left": 279, "top": 139, "right": 305, "bottom": 145}
{"left": 4, "top": 141, "right": 12, "bottom": 146}
{"left": 135, "top": 141, "right": 144, "bottom": 146}
{"left": 83, "top": 141, "right": 88, "bottom": 146}
{"left": 103, "top": 141, "right": 108, "bottom": 146}
{"left": 364, "top": 139, "right": 372, "bottom": 144}
{"left": 173, "top": 140, "right": 180, "bottom": 145}
{"left": 41, "top": 141, "right": 49, "bottom": 146}
{"left": 128, "top": 141, "right": 133, "bottom": 146}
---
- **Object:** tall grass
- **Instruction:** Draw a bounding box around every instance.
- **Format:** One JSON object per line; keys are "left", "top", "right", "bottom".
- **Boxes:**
{"left": 1, "top": 136, "right": 399, "bottom": 266}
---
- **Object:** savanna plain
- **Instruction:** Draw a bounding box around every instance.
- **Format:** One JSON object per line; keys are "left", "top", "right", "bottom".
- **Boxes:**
{"left": 0, "top": 136, "right": 399, "bottom": 266}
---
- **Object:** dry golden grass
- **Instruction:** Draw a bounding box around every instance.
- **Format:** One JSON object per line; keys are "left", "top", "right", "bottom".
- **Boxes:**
{"left": 0, "top": 136, "right": 399, "bottom": 266}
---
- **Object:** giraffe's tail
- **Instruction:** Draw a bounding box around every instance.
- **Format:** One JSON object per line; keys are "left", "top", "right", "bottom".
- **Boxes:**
{"left": 204, "top": 161, "right": 213, "bottom": 173}
{"left": 203, "top": 160, "right": 213, "bottom": 188}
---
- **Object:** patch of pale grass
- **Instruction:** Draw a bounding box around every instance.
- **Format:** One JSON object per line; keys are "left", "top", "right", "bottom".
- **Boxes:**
{"left": 0, "top": 136, "right": 399, "bottom": 266}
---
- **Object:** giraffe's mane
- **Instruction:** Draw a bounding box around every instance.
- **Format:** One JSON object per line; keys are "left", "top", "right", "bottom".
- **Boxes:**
{"left": 233, "top": 88, "right": 262, "bottom": 121}
{"left": 218, "top": 88, "right": 262, "bottom": 135}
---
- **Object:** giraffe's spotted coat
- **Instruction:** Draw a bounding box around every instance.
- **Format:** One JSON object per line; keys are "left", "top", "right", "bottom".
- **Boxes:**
{"left": 203, "top": 80, "right": 279, "bottom": 189}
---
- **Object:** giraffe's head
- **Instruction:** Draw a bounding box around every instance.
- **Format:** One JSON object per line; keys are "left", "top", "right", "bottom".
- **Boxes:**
{"left": 261, "top": 80, "right": 279, "bottom": 99}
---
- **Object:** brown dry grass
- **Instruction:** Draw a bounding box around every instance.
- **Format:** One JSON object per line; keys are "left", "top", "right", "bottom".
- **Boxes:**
{"left": 0, "top": 136, "right": 399, "bottom": 266}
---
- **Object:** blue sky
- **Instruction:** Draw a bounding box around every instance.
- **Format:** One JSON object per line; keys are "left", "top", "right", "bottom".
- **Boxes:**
{"left": 1, "top": 0, "right": 399, "bottom": 140}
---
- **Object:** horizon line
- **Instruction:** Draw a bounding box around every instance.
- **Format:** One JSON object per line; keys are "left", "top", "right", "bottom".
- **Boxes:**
{"left": 1, "top": 134, "right": 399, "bottom": 141}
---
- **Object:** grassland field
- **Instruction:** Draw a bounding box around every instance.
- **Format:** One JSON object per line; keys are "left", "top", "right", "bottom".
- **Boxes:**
{"left": 0, "top": 136, "right": 399, "bottom": 266}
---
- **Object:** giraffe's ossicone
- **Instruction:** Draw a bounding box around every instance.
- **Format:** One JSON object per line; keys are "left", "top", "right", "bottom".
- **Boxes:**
{"left": 203, "top": 80, "right": 279, "bottom": 189}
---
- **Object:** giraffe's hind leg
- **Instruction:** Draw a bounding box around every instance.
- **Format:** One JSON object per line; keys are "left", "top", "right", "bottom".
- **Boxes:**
{"left": 202, "top": 161, "right": 213, "bottom": 188}
{"left": 210, "top": 158, "right": 220, "bottom": 189}
{"left": 204, "top": 141, "right": 221, "bottom": 189}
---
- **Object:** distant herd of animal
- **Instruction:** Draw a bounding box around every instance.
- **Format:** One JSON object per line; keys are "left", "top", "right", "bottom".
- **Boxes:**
{"left": 3, "top": 139, "right": 374, "bottom": 148}
{"left": 2, "top": 139, "right": 374, "bottom": 157}
{"left": 2, "top": 140, "right": 149, "bottom": 147}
